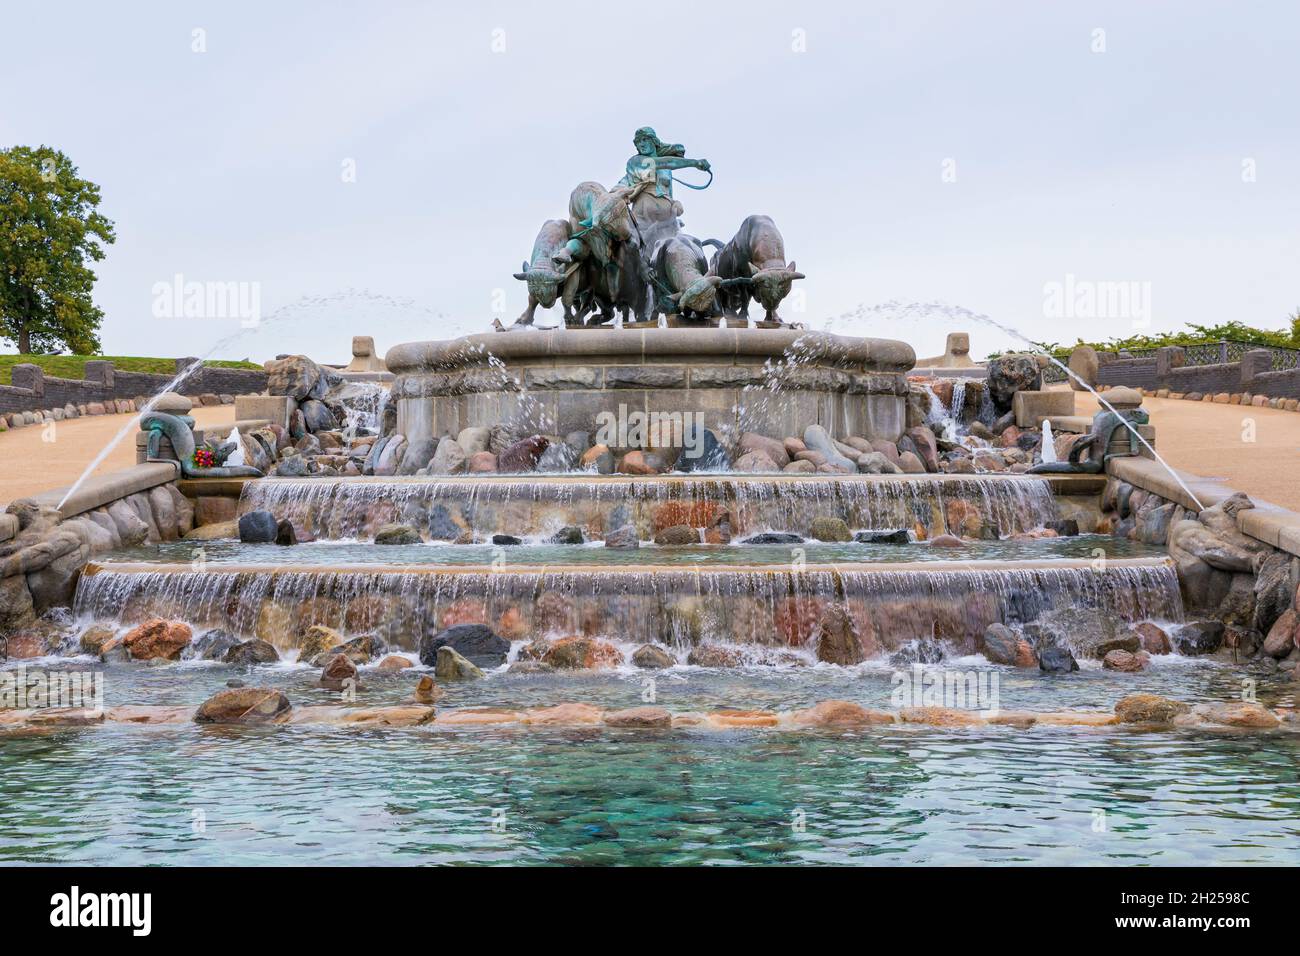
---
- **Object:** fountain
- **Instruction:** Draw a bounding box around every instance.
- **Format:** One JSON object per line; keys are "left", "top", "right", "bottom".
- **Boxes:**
{"left": 5, "top": 127, "right": 1297, "bottom": 869}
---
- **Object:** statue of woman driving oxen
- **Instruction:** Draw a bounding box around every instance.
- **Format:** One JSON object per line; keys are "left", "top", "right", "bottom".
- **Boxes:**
{"left": 618, "top": 127, "right": 711, "bottom": 253}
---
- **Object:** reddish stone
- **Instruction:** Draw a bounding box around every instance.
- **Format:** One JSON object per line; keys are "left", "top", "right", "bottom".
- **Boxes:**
{"left": 618, "top": 451, "right": 659, "bottom": 475}
{"left": 497, "top": 435, "right": 549, "bottom": 473}
{"left": 540, "top": 636, "right": 623, "bottom": 669}
{"left": 123, "top": 618, "right": 192, "bottom": 661}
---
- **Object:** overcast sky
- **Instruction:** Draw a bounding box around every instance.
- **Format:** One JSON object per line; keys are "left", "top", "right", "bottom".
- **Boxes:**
{"left": 3, "top": 1, "right": 1296, "bottom": 363}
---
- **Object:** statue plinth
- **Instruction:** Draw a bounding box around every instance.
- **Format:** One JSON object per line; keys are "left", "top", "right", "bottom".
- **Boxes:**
{"left": 386, "top": 328, "right": 914, "bottom": 445}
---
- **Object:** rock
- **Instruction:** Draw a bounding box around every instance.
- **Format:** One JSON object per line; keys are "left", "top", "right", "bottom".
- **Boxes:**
{"left": 435, "top": 646, "right": 485, "bottom": 681}
{"left": 300, "top": 399, "right": 338, "bottom": 432}
{"left": 687, "top": 644, "right": 744, "bottom": 667}
{"left": 426, "top": 504, "right": 462, "bottom": 541}
{"left": 1067, "top": 345, "right": 1099, "bottom": 390}
{"left": 237, "top": 510, "right": 279, "bottom": 544}
{"left": 929, "top": 534, "right": 963, "bottom": 548}
{"left": 1045, "top": 519, "right": 1079, "bottom": 537}
{"left": 987, "top": 354, "right": 1042, "bottom": 412}
{"left": 738, "top": 433, "right": 790, "bottom": 469}
{"left": 981, "top": 624, "right": 1036, "bottom": 667}
{"left": 654, "top": 524, "right": 699, "bottom": 546}
{"left": 419, "top": 623, "right": 510, "bottom": 668}
{"left": 194, "top": 687, "right": 291, "bottom": 725}
{"left": 413, "top": 675, "right": 444, "bottom": 704}
{"left": 192, "top": 628, "right": 240, "bottom": 661}
{"left": 1133, "top": 622, "right": 1172, "bottom": 655}
{"left": 1262, "top": 609, "right": 1299, "bottom": 658}
{"left": 631, "top": 644, "right": 675, "bottom": 669}
{"left": 579, "top": 443, "right": 614, "bottom": 474}
{"left": 1075, "top": 631, "right": 1140, "bottom": 659}
{"left": 319, "top": 652, "right": 359, "bottom": 690}
{"left": 1198, "top": 702, "right": 1280, "bottom": 729}
{"left": 541, "top": 636, "right": 623, "bottom": 669}
{"left": 815, "top": 604, "right": 865, "bottom": 665}
{"left": 734, "top": 450, "right": 779, "bottom": 472}
{"left": 273, "top": 519, "right": 297, "bottom": 546}
{"left": 123, "top": 619, "right": 192, "bottom": 661}
{"left": 618, "top": 450, "right": 659, "bottom": 475}
{"left": 802, "top": 425, "right": 856, "bottom": 472}
{"left": 297, "top": 625, "right": 342, "bottom": 664}
{"left": 1038, "top": 644, "right": 1079, "bottom": 673}
{"left": 374, "top": 435, "right": 407, "bottom": 476}
{"left": 78, "top": 624, "right": 117, "bottom": 656}
{"left": 741, "top": 532, "right": 804, "bottom": 544}
{"left": 675, "top": 428, "right": 729, "bottom": 472}
{"left": 222, "top": 639, "right": 280, "bottom": 665}
{"left": 897, "top": 451, "right": 925, "bottom": 474}
{"left": 1252, "top": 553, "right": 1294, "bottom": 635}
{"left": 265, "top": 355, "right": 325, "bottom": 400}
{"left": 604, "top": 525, "right": 639, "bottom": 549}
{"left": 312, "top": 634, "right": 384, "bottom": 666}
{"left": 374, "top": 523, "right": 421, "bottom": 545}
{"left": 468, "top": 451, "right": 498, "bottom": 473}
{"left": 491, "top": 534, "right": 523, "bottom": 546}
{"left": 783, "top": 459, "right": 816, "bottom": 474}
{"left": 604, "top": 706, "right": 672, "bottom": 728}
{"left": 1102, "top": 649, "right": 1151, "bottom": 672}
{"left": 548, "top": 526, "right": 585, "bottom": 545}
{"left": 376, "top": 655, "right": 413, "bottom": 671}
{"left": 498, "top": 435, "right": 549, "bottom": 473}
{"left": 537, "top": 441, "right": 576, "bottom": 472}
{"left": 1174, "top": 621, "right": 1224, "bottom": 655}
{"left": 456, "top": 426, "right": 490, "bottom": 456}
{"left": 429, "top": 438, "right": 468, "bottom": 475}
{"left": 791, "top": 700, "right": 894, "bottom": 727}
{"left": 809, "top": 516, "right": 851, "bottom": 542}
{"left": 905, "top": 426, "right": 939, "bottom": 472}
{"left": 1114, "top": 693, "right": 1190, "bottom": 724}
{"left": 853, "top": 529, "right": 909, "bottom": 544}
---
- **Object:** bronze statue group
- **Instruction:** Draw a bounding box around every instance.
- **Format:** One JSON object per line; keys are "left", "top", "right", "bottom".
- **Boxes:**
{"left": 505, "top": 128, "right": 804, "bottom": 331}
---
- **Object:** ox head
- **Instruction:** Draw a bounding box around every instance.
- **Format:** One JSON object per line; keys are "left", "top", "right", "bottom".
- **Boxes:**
{"left": 512, "top": 260, "right": 566, "bottom": 308}
{"left": 673, "top": 274, "right": 725, "bottom": 314}
{"left": 748, "top": 261, "right": 805, "bottom": 312}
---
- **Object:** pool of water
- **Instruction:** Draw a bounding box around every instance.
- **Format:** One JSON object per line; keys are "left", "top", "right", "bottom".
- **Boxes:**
{"left": 99, "top": 535, "right": 1165, "bottom": 568}
{"left": 1, "top": 657, "right": 1296, "bottom": 865}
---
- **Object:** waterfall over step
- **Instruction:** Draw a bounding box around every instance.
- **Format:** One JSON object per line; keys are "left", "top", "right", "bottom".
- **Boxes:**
{"left": 237, "top": 474, "right": 1061, "bottom": 541}
{"left": 75, "top": 557, "right": 1180, "bottom": 654}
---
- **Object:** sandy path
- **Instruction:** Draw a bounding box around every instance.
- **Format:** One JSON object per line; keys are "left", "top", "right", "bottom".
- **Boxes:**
{"left": 0, "top": 406, "right": 235, "bottom": 506}
{"left": 1068, "top": 389, "right": 1300, "bottom": 510}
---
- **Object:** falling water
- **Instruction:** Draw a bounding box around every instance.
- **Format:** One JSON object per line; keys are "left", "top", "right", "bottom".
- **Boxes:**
{"left": 73, "top": 557, "right": 1182, "bottom": 653}
{"left": 238, "top": 474, "right": 1062, "bottom": 540}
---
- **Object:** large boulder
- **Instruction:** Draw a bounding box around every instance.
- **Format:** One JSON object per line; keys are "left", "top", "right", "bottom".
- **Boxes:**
{"left": 222, "top": 639, "right": 280, "bottom": 665}
{"left": 675, "top": 429, "right": 729, "bottom": 472}
{"left": 194, "top": 687, "right": 292, "bottom": 724}
{"left": 238, "top": 510, "right": 279, "bottom": 544}
{"left": 540, "top": 636, "right": 623, "bottom": 670}
{"left": 435, "top": 646, "right": 484, "bottom": 681}
{"left": 809, "top": 516, "right": 851, "bottom": 542}
{"left": 987, "top": 355, "right": 1042, "bottom": 413}
{"left": 1173, "top": 621, "right": 1224, "bottom": 655}
{"left": 299, "top": 399, "right": 337, "bottom": 432}
{"left": 123, "top": 619, "right": 192, "bottom": 661}
{"left": 319, "top": 652, "right": 359, "bottom": 690}
{"left": 738, "top": 433, "right": 790, "bottom": 469}
{"left": 1067, "top": 345, "right": 1099, "bottom": 391}
{"left": 498, "top": 435, "right": 549, "bottom": 473}
{"left": 981, "top": 623, "right": 1036, "bottom": 667}
{"left": 815, "top": 604, "right": 866, "bottom": 665}
{"left": 266, "top": 355, "right": 325, "bottom": 401}
{"left": 194, "top": 628, "right": 241, "bottom": 661}
{"left": 374, "top": 523, "right": 421, "bottom": 545}
{"left": 418, "top": 623, "right": 509, "bottom": 668}
{"left": 1262, "top": 608, "right": 1299, "bottom": 658}
{"left": 802, "top": 425, "right": 856, "bottom": 472}
{"left": 430, "top": 438, "right": 468, "bottom": 475}
{"left": 631, "top": 644, "right": 675, "bottom": 669}
{"left": 1114, "top": 693, "right": 1189, "bottom": 724}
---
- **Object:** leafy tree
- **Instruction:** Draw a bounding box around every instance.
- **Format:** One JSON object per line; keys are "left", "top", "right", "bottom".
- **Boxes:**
{"left": 0, "top": 146, "right": 115, "bottom": 354}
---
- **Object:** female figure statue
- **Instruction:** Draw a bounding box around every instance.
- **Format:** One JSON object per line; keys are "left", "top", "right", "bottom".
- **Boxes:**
{"left": 618, "top": 127, "right": 711, "bottom": 252}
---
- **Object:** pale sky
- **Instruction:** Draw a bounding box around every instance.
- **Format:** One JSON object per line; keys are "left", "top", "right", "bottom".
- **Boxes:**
{"left": 3, "top": 0, "right": 1296, "bottom": 363}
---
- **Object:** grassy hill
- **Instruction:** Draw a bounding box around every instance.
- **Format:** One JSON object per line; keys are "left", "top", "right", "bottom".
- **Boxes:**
{"left": 0, "top": 354, "right": 261, "bottom": 386}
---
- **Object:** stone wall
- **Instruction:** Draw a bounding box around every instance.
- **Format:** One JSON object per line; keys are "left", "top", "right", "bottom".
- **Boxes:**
{"left": 0, "top": 359, "right": 267, "bottom": 419}
{"left": 1102, "top": 456, "right": 1300, "bottom": 664}
{"left": 1095, "top": 347, "right": 1300, "bottom": 401}
{"left": 387, "top": 328, "right": 915, "bottom": 446}
{"left": 0, "top": 463, "right": 194, "bottom": 650}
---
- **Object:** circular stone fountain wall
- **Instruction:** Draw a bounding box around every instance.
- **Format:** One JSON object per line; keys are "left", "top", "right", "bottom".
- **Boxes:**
{"left": 385, "top": 328, "right": 914, "bottom": 446}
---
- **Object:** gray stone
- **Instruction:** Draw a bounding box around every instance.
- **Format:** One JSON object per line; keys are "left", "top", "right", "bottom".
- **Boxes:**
{"left": 605, "top": 366, "right": 686, "bottom": 389}
{"left": 238, "top": 510, "right": 279, "bottom": 543}
{"left": 853, "top": 529, "right": 909, "bottom": 544}
{"left": 741, "top": 532, "right": 803, "bottom": 544}
{"left": 604, "top": 525, "right": 640, "bottom": 549}
{"left": 457, "top": 426, "right": 490, "bottom": 456}
{"left": 375, "top": 523, "right": 421, "bottom": 545}
{"left": 398, "top": 437, "right": 439, "bottom": 475}
{"left": 435, "top": 645, "right": 485, "bottom": 681}
{"left": 426, "top": 504, "right": 461, "bottom": 541}
{"left": 419, "top": 623, "right": 509, "bottom": 668}
{"left": 1174, "top": 621, "right": 1224, "bottom": 656}
{"left": 548, "top": 526, "right": 585, "bottom": 545}
{"left": 802, "top": 424, "right": 856, "bottom": 472}
{"left": 631, "top": 644, "right": 675, "bottom": 669}
{"left": 223, "top": 639, "right": 280, "bottom": 665}
{"left": 429, "top": 437, "right": 468, "bottom": 475}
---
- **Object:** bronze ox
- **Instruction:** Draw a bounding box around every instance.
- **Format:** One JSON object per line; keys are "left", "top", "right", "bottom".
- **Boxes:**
{"left": 512, "top": 219, "right": 581, "bottom": 325}
{"left": 710, "top": 214, "right": 804, "bottom": 324}
{"left": 651, "top": 234, "right": 748, "bottom": 323}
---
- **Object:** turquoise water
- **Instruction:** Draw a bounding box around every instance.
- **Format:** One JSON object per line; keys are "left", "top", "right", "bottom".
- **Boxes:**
{"left": 1, "top": 659, "right": 1296, "bottom": 865}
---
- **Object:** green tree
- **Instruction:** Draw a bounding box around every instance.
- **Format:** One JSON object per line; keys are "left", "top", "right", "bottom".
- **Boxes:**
{"left": 0, "top": 145, "right": 115, "bottom": 353}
